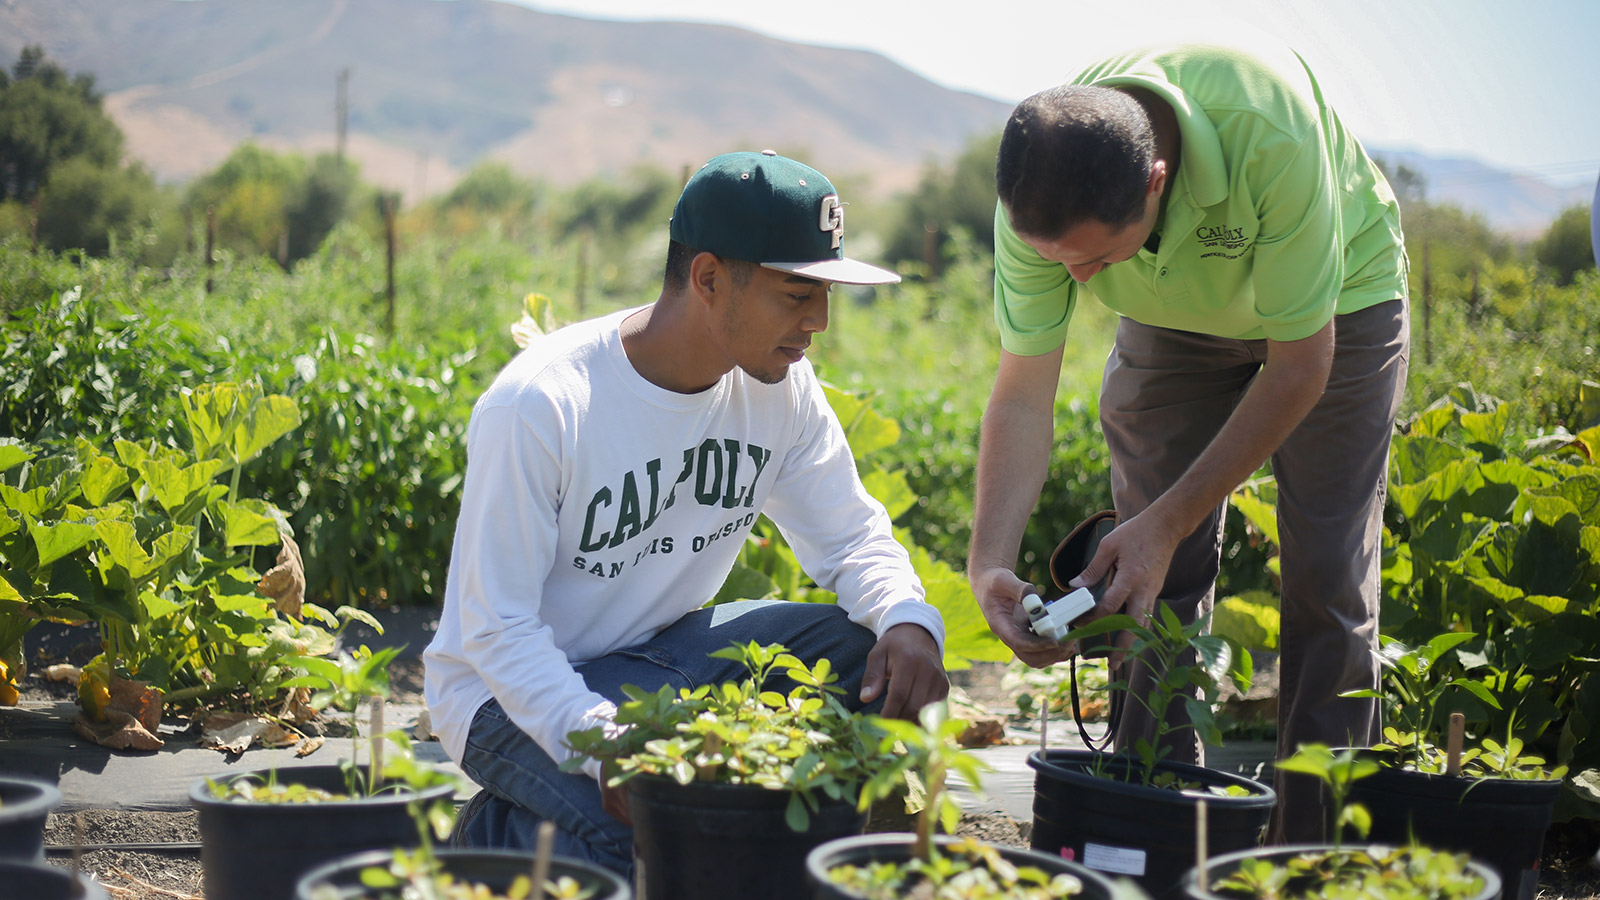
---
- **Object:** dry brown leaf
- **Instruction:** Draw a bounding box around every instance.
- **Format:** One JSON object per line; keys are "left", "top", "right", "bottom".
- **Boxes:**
{"left": 73, "top": 708, "right": 164, "bottom": 751}
{"left": 296, "top": 735, "right": 326, "bottom": 757}
{"left": 45, "top": 663, "right": 81, "bottom": 684}
{"left": 956, "top": 715, "right": 1007, "bottom": 748}
{"left": 257, "top": 535, "right": 306, "bottom": 618}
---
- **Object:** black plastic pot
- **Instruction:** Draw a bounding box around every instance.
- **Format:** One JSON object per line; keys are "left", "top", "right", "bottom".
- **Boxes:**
{"left": 806, "top": 833, "right": 1138, "bottom": 899}
{"left": 0, "top": 859, "right": 108, "bottom": 900}
{"left": 1177, "top": 843, "right": 1502, "bottom": 900}
{"left": 1028, "top": 750, "right": 1276, "bottom": 899}
{"left": 189, "top": 764, "right": 456, "bottom": 900}
{"left": 294, "top": 847, "right": 631, "bottom": 900}
{"left": 628, "top": 775, "right": 866, "bottom": 900}
{"left": 1344, "top": 765, "right": 1560, "bottom": 900}
{"left": 0, "top": 774, "right": 62, "bottom": 861}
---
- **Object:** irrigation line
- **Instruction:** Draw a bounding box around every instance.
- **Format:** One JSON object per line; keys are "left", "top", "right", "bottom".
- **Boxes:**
{"left": 44, "top": 841, "right": 203, "bottom": 855}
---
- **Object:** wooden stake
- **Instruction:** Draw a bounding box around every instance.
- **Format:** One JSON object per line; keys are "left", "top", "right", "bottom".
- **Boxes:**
{"left": 1195, "top": 799, "right": 1209, "bottom": 893}
{"left": 1446, "top": 712, "right": 1465, "bottom": 776}
{"left": 635, "top": 855, "right": 646, "bottom": 900}
{"left": 370, "top": 695, "right": 386, "bottom": 788}
{"left": 1039, "top": 696, "right": 1049, "bottom": 752}
{"left": 531, "top": 820, "right": 555, "bottom": 894}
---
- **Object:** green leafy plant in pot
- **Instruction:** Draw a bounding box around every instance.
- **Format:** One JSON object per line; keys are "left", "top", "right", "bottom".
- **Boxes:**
{"left": 191, "top": 646, "right": 459, "bottom": 900}
{"left": 1180, "top": 744, "right": 1502, "bottom": 900}
{"left": 1336, "top": 633, "right": 1566, "bottom": 900}
{"left": 807, "top": 701, "right": 1143, "bottom": 900}
{"left": 563, "top": 641, "right": 897, "bottom": 900}
{"left": 298, "top": 788, "right": 629, "bottom": 900}
{"left": 1026, "top": 606, "right": 1276, "bottom": 897}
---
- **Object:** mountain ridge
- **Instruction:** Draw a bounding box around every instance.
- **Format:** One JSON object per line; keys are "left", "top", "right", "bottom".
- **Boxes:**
{"left": 0, "top": 0, "right": 1586, "bottom": 233}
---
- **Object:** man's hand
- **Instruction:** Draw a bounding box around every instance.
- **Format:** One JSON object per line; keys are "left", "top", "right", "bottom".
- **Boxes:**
{"left": 1070, "top": 508, "right": 1184, "bottom": 666}
{"left": 859, "top": 623, "right": 949, "bottom": 719}
{"left": 971, "top": 564, "right": 1077, "bottom": 668}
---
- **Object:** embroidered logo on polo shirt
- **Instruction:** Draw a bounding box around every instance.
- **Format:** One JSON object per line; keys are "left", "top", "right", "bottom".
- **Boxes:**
{"left": 1196, "top": 223, "right": 1253, "bottom": 260}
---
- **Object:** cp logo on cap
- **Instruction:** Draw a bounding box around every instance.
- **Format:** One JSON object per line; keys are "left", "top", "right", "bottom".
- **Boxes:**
{"left": 819, "top": 195, "right": 843, "bottom": 250}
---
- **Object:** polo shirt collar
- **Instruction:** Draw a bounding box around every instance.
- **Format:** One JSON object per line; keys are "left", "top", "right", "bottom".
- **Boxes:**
{"left": 1088, "top": 75, "right": 1229, "bottom": 209}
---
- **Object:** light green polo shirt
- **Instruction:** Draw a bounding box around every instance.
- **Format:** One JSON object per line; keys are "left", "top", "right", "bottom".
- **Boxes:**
{"left": 995, "top": 42, "right": 1408, "bottom": 355}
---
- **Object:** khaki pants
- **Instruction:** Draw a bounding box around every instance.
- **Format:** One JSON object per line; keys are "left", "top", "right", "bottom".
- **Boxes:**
{"left": 1096, "top": 299, "right": 1409, "bottom": 843}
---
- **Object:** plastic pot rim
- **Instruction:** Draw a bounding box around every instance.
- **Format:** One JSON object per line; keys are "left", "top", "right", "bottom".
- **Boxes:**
{"left": 806, "top": 832, "right": 1124, "bottom": 898}
{"left": 0, "top": 858, "right": 108, "bottom": 900}
{"left": 187, "top": 764, "right": 455, "bottom": 810}
{"left": 1028, "top": 749, "right": 1277, "bottom": 809}
{"left": 0, "top": 775, "right": 63, "bottom": 822}
{"left": 1178, "top": 842, "right": 1504, "bottom": 900}
{"left": 294, "top": 847, "right": 631, "bottom": 900}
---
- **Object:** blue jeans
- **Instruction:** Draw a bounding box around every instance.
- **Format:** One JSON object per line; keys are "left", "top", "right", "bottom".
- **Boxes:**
{"left": 453, "top": 600, "right": 879, "bottom": 876}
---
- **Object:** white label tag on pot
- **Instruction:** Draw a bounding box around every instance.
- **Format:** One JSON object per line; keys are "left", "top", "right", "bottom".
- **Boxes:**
{"left": 1083, "top": 843, "right": 1147, "bottom": 876}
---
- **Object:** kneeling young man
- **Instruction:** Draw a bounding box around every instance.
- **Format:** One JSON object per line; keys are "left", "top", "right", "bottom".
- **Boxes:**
{"left": 425, "top": 150, "right": 949, "bottom": 875}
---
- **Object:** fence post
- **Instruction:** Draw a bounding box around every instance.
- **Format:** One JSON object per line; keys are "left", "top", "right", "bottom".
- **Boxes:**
{"left": 205, "top": 205, "right": 216, "bottom": 295}
{"left": 384, "top": 194, "right": 397, "bottom": 338}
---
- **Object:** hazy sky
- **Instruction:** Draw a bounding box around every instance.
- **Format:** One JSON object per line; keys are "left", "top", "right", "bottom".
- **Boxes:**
{"left": 512, "top": 0, "right": 1600, "bottom": 187}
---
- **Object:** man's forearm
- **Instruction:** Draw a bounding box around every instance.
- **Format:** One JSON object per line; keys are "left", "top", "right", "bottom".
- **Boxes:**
{"left": 968, "top": 384, "right": 1058, "bottom": 575}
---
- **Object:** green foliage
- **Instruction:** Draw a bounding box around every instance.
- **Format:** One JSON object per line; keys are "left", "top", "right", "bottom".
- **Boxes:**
{"left": 1274, "top": 744, "right": 1379, "bottom": 844}
{"left": 881, "top": 130, "right": 1003, "bottom": 272}
{"left": 1533, "top": 203, "right": 1596, "bottom": 287}
{"left": 440, "top": 160, "right": 543, "bottom": 220}
{"left": 285, "top": 154, "right": 367, "bottom": 264}
{"left": 1210, "top": 845, "right": 1487, "bottom": 900}
{"left": 825, "top": 836, "right": 1087, "bottom": 900}
{"left": 715, "top": 381, "right": 1010, "bottom": 671}
{"left": 1380, "top": 387, "right": 1600, "bottom": 813}
{"left": 0, "top": 46, "right": 122, "bottom": 203}
{"left": 0, "top": 382, "right": 367, "bottom": 716}
{"left": 564, "top": 641, "right": 899, "bottom": 832}
{"left": 34, "top": 157, "right": 162, "bottom": 257}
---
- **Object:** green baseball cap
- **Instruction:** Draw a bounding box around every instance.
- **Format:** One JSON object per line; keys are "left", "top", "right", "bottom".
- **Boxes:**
{"left": 669, "top": 150, "right": 901, "bottom": 285}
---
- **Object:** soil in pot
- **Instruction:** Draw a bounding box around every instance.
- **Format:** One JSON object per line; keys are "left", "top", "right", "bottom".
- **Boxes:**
{"left": 1028, "top": 750, "right": 1275, "bottom": 899}
{"left": 629, "top": 775, "right": 866, "bottom": 900}
{"left": 189, "top": 764, "right": 456, "bottom": 900}
{"left": 0, "top": 858, "right": 107, "bottom": 900}
{"left": 1344, "top": 766, "right": 1560, "bottom": 900}
{"left": 1178, "top": 842, "right": 1502, "bottom": 900}
{"left": 0, "top": 774, "right": 61, "bottom": 861}
{"left": 295, "top": 847, "right": 631, "bottom": 900}
{"left": 806, "top": 833, "right": 1133, "bottom": 900}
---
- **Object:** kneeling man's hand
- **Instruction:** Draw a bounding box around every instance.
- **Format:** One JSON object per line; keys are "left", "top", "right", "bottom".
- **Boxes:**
{"left": 860, "top": 622, "right": 948, "bottom": 720}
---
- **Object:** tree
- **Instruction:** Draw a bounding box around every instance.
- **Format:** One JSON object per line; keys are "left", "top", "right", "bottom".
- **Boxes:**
{"left": 284, "top": 153, "right": 362, "bottom": 263}
{"left": 34, "top": 157, "right": 159, "bottom": 257}
{"left": 442, "top": 161, "right": 542, "bottom": 218}
{"left": 185, "top": 143, "right": 305, "bottom": 261}
{"left": 882, "top": 130, "right": 1003, "bottom": 274}
{"left": 1532, "top": 203, "right": 1595, "bottom": 286}
{"left": 0, "top": 46, "right": 123, "bottom": 203}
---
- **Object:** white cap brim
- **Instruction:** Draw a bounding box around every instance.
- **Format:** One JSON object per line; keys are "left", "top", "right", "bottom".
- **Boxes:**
{"left": 762, "top": 258, "right": 901, "bottom": 285}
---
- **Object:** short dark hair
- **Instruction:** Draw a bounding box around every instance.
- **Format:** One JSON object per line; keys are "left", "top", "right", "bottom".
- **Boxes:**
{"left": 995, "top": 85, "right": 1154, "bottom": 239}
{"left": 663, "top": 240, "right": 757, "bottom": 293}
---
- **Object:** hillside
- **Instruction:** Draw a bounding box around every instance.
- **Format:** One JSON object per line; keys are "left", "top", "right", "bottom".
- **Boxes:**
{"left": 0, "top": 0, "right": 1588, "bottom": 232}
{"left": 0, "top": 0, "right": 1011, "bottom": 200}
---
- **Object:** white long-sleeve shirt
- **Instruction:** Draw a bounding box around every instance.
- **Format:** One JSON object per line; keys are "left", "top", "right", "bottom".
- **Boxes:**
{"left": 424, "top": 308, "right": 945, "bottom": 779}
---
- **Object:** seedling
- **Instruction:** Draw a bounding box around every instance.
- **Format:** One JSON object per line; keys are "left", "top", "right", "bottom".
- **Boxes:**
{"left": 1061, "top": 606, "right": 1252, "bottom": 791}
{"left": 825, "top": 702, "right": 1094, "bottom": 899}
{"left": 1207, "top": 744, "right": 1489, "bottom": 900}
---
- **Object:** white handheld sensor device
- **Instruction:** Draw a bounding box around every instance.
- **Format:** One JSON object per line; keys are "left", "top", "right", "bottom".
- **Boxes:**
{"left": 1021, "top": 587, "right": 1096, "bottom": 644}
